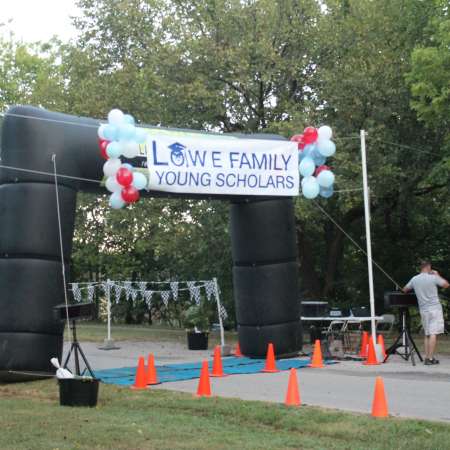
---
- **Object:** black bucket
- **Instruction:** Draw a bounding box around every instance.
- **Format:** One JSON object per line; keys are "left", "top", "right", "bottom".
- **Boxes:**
{"left": 58, "top": 377, "right": 99, "bottom": 407}
{"left": 187, "top": 332, "right": 208, "bottom": 350}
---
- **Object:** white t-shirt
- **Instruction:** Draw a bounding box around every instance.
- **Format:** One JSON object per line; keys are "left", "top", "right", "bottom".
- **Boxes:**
{"left": 405, "top": 273, "right": 446, "bottom": 311}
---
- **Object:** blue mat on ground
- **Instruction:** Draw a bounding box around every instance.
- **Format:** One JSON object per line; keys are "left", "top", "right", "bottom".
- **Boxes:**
{"left": 95, "top": 357, "right": 336, "bottom": 386}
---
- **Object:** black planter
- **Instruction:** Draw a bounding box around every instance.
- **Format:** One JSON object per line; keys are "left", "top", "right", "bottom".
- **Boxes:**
{"left": 187, "top": 331, "right": 209, "bottom": 350}
{"left": 59, "top": 378, "right": 99, "bottom": 407}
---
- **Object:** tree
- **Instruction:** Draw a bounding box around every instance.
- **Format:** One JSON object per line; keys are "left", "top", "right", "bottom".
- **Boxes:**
{"left": 408, "top": 0, "right": 450, "bottom": 136}
{"left": 0, "top": 36, "right": 66, "bottom": 111}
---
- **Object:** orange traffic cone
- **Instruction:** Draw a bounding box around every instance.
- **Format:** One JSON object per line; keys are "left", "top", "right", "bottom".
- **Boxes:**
{"left": 234, "top": 342, "right": 243, "bottom": 357}
{"left": 261, "top": 343, "right": 280, "bottom": 373}
{"left": 196, "top": 360, "right": 212, "bottom": 397}
{"left": 371, "top": 377, "right": 389, "bottom": 418}
{"left": 364, "top": 336, "right": 380, "bottom": 365}
{"left": 308, "top": 339, "right": 324, "bottom": 368}
{"left": 131, "top": 356, "right": 147, "bottom": 389}
{"left": 285, "top": 368, "right": 301, "bottom": 407}
{"left": 359, "top": 331, "right": 369, "bottom": 358}
{"left": 377, "top": 334, "right": 387, "bottom": 361}
{"left": 211, "top": 346, "right": 227, "bottom": 377}
{"left": 146, "top": 354, "right": 160, "bottom": 385}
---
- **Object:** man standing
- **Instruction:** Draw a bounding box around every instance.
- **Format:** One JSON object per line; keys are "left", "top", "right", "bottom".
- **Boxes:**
{"left": 403, "top": 261, "right": 449, "bottom": 365}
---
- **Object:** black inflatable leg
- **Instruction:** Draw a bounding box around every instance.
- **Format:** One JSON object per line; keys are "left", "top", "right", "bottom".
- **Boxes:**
{"left": 230, "top": 199, "right": 302, "bottom": 357}
{"left": 0, "top": 183, "right": 76, "bottom": 379}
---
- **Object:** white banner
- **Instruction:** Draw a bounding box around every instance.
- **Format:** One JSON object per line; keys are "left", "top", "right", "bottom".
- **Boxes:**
{"left": 142, "top": 133, "right": 298, "bottom": 196}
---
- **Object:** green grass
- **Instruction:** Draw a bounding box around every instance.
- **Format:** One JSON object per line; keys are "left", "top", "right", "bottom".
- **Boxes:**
{"left": 75, "top": 322, "right": 238, "bottom": 347}
{"left": 0, "top": 380, "right": 449, "bottom": 450}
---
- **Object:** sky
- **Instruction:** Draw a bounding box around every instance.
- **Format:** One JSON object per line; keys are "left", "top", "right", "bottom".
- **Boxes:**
{"left": 1, "top": 0, "right": 80, "bottom": 43}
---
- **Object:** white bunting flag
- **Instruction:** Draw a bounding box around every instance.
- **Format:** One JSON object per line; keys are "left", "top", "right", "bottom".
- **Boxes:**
{"left": 160, "top": 290, "right": 171, "bottom": 307}
{"left": 144, "top": 290, "right": 153, "bottom": 307}
{"left": 71, "top": 283, "right": 82, "bottom": 303}
{"left": 205, "top": 281, "right": 215, "bottom": 302}
{"left": 170, "top": 282, "right": 179, "bottom": 301}
{"left": 87, "top": 284, "right": 95, "bottom": 303}
{"left": 219, "top": 304, "right": 228, "bottom": 320}
{"left": 114, "top": 284, "right": 122, "bottom": 303}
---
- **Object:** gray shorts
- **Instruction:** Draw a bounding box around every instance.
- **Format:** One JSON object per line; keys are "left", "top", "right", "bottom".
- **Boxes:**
{"left": 420, "top": 305, "right": 445, "bottom": 336}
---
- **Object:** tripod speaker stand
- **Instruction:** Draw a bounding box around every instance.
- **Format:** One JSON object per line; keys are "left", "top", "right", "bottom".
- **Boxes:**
{"left": 63, "top": 319, "right": 95, "bottom": 377}
{"left": 54, "top": 302, "right": 96, "bottom": 377}
{"left": 384, "top": 307, "right": 422, "bottom": 366}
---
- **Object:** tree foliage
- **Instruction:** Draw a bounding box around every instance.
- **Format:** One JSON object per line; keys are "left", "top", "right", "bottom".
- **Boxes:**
{"left": 1, "top": 0, "right": 449, "bottom": 324}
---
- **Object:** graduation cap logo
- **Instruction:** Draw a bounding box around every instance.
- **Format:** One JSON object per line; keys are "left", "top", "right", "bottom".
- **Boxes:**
{"left": 168, "top": 142, "right": 186, "bottom": 163}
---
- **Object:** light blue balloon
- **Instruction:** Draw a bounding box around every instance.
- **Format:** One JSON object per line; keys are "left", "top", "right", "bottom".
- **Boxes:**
{"left": 317, "top": 139, "right": 336, "bottom": 157}
{"left": 135, "top": 128, "right": 148, "bottom": 144}
{"left": 301, "top": 176, "right": 316, "bottom": 187}
{"left": 121, "top": 163, "right": 134, "bottom": 171}
{"left": 109, "top": 192, "right": 126, "bottom": 209}
{"left": 320, "top": 186, "right": 334, "bottom": 198}
{"left": 313, "top": 153, "right": 326, "bottom": 166}
{"left": 117, "top": 124, "right": 136, "bottom": 141}
{"left": 302, "top": 178, "right": 320, "bottom": 199}
{"left": 299, "top": 157, "right": 315, "bottom": 177}
{"left": 106, "top": 141, "right": 122, "bottom": 159}
{"left": 303, "top": 144, "right": 316, "bottom": 159}
{"left": 103, "top": 124, "right": 118, "bottom": 141}
{"left": 132, "top": 172, "right": 148, "bottom": 190}
{"left": 298, "top": 151, "right": 305, "bottom": 164}
{"left": 123, "top": 114, "right": 135, "bottom": 125}
{"left": 317, "top": 170, "right": 335, "bottom": 188}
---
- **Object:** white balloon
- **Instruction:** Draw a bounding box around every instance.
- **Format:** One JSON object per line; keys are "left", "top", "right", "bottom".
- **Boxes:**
{"left": 108, "top": 109, "right": 124, "bottom": 126}
{"left": 97, "top": 124, "right": 107, "bottom": 139}
{"left": 103, "top": 158, "right": 122, "bottom": 177}
{"left": 109, "top": 192, "right": 126, "bottom": 209}
{"left": 318, "top": 125, "right": 333, "bottom": 141}
{"left": 132, "top": 172, "right": 148, "bottom": 190}
{"left": 105, "top": 176, "right": 123, "bottom": 193}
{"left": 122, "top": 141, "right": 140, "bottom": 159}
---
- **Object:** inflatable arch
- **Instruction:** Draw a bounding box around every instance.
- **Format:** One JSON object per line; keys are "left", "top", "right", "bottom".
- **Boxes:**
{"left": 0, "top": 105, "right": 301, "bottom": 380}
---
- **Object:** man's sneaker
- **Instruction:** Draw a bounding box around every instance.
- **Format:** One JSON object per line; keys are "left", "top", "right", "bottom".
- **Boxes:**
{"left": 424, "top": 358, "right": 439, "bottom": 365}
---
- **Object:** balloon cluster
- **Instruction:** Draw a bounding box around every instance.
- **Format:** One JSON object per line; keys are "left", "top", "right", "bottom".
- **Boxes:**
{"left": 97, "top": 109, "right": 148, "bottom": 209}
{"left": 291, "top": 126, "right": 336, "bottom": 199}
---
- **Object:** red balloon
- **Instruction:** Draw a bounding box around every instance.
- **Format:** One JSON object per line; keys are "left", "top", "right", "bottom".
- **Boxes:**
{"left": 303, "top": 127, "right": 318, "bottom": 144}
{"left": 98, "top": 139, "right": 109, "bottom": 160}
{"left": 116, "top": 167, "right": 133, "bottom": 187}
{"left": 290, "top": 134, "right": 306, "bottom": 151}
{"left": 315, "top": 165, "right": 330, "bottom": 176}
{"left": 121, "top": 186, "right": 140, "bottom": 203}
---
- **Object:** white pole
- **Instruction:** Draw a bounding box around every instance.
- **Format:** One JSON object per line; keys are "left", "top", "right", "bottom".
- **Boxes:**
{"left": 99, "top": 279, "right": 119, "bottom": 350}
{"left": 360, "top": 130, "right": 377, "bottom": 343}
{"left": 106, "top": 279, "right": 111, "bottom": 341}
{"left": 213, "top": 277, "right": 226, "bottom": 347}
